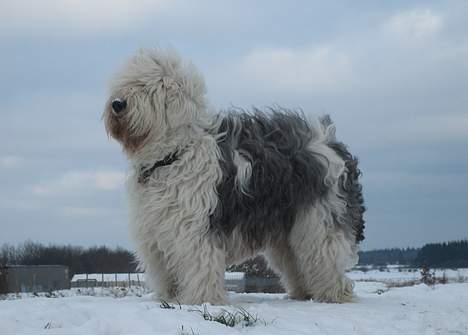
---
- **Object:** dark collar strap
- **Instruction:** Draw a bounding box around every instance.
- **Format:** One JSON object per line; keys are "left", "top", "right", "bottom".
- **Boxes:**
{"left": 138, "top": 151, "right": 179, "bottom": 184}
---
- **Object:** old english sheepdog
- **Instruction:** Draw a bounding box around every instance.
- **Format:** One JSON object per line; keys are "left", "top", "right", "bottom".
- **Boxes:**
{"left": 103, "top": 49, "right": 365, "bottom": 305}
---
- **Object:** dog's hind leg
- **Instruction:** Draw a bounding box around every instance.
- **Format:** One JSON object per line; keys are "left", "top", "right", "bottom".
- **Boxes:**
{"left": 263, "top": 241, "right": 309, "bottom": 300}
{"left": 289, "top": 205, "right": 358, "bottom": 303}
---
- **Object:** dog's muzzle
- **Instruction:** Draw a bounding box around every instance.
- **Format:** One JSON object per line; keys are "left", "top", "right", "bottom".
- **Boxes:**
{"left": 111, "top": 99, "right": 127, "bottom": 116}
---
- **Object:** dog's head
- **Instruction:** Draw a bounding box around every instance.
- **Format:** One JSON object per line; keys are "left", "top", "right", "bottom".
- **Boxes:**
{"left": 103, "top": 49, "right": 208, "bottom": 155}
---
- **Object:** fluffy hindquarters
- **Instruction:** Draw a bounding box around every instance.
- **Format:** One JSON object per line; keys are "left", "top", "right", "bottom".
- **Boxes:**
{"left": 287, "top": 204, "right": 358, "bottom": 302}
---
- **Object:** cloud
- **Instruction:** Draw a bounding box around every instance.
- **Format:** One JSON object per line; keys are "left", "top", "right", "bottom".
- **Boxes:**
{"left": 58, "top": 206, "right": 113, "bottom": 217}
{"left": 383, "top": 9, "right": 443, "bottom": 41}
{"left": 0, "top": 156, "right": 22, "bottom": 168}
{"left": 237, "top": 46, "right": 352, "bottom": 95}
{"left": 32, "top": 170, "right": 126, "bottom": 196}
{"left": 398, "top": 114, "right": 468, "bottom": 142}
{"left": 363, "top": 170, "right": 468, "bottom": 193}
{"left": 0, "top": 0, "right": 168, "bottom": 34}
{"left": 356, "top": 114, "right": 468, "bottom": 149}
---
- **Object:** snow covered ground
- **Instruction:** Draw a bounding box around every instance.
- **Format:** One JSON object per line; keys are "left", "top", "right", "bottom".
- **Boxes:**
{"left": 1, "top": 281, "right": 468, "bottom": 335}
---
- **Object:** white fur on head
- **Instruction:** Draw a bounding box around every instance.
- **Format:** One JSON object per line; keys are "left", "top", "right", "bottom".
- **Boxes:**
{"left": 104, "top": 48, "right": 210, "bottom": 155}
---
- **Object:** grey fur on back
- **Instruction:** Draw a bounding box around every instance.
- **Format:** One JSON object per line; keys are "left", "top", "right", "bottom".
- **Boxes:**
{"left": 211, "top": 108, "right": 365, "bottom": 249}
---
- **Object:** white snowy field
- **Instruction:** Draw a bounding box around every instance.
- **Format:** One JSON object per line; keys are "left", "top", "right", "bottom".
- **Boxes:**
{"left": 1, "top": 282, "right": 468, "bottom": 335}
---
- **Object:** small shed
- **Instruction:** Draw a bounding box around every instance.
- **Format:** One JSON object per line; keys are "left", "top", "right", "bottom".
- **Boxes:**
{"left": 225, "top": 272, "right": 246, "bottom": 292}
{"left": 71, "top": 273, "right": 145, "bottom": 288}
{"left": 245, "top": 275, "right": 284, "bottom": 293}
{"left": 0, "top": 265, "right": 70, "bottom": 294}
{"left": 225, "top": 272, "right": 284, "bottom": 293}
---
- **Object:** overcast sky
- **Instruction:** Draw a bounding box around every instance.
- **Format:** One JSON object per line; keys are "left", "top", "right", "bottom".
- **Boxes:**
{"left": 1, "top": 0, "right": 467, "bottom": 250}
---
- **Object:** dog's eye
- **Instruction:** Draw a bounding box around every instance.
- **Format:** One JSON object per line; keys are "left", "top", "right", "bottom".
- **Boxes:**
{"left": 111, "top": 99, "right": 127, "bottom": 115}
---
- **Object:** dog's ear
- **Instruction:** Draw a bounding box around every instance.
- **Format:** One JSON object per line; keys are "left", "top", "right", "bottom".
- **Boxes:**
{"left": 160, "top": 63, "right": 207, "bottom": 129}
{"left": 160, "top": 77, "right": 196, "bottom": 127}
{"left": 126, "top": 49, "right": 207, "bottom": 130}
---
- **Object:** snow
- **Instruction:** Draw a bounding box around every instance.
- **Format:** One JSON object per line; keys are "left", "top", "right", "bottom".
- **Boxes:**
{"left": 1, "top": 282, "right": 468, "bottom": 335}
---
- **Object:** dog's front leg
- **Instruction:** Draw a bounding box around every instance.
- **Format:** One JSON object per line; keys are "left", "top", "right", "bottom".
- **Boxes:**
{"left": 143, "top": 248, "right": 177, "bottom": 301}
{"left": 172, "top": 234, "right": 227, "bottom": 305}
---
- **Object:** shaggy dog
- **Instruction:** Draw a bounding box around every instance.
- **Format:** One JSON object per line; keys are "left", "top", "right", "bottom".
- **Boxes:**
{"left": 103, "top": 49, "right": 365, "bottom": 305}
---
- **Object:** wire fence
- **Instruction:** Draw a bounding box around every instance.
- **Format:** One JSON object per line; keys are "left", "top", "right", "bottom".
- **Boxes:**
{"left": 70, "top": 273, "right": 284, "bottom": 293}
{"left": 71, "top": 273, "right": 144, "bottom": 288}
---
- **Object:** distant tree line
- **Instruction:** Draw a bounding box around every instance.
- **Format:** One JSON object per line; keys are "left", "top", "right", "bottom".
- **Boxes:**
{"left": 227, "top": 256, "right": 277, "bottom": 277}
{"left": 1, "top": 239, "right": 467, "bottom": 278}
{"left": 358, "top": 240, "right": 468, "bottom": 268}
{"left": 413, "top": 240, "right": 468, "bottom": 268}
{"left": 0, "top": 241, "right": 136, "bottom": 278}
{"left": 358, "top": 248, "right": 420, "bottom": 266}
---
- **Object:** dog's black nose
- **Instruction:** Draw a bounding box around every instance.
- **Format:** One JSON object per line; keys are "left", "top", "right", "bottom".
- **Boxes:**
{"left": 111, "top": 99, "right": 127, "bottom": 114}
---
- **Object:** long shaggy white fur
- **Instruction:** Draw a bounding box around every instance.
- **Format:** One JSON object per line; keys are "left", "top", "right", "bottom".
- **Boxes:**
{"left": 104, "top": 48, "right": 362, "bottom": 305}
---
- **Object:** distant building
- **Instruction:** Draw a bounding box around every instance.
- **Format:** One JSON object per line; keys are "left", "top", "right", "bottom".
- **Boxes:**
{"left": 71, "top": 273, "right": 144, "bottom": 288}
{"left": 226, "top": 272, "right": 284, "bottom": 293}
{"left": 225, "top": 272, "right": 246, "bottom": 292}
{"left": 0, "top": 265, "right": 70, "bottom": 294}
